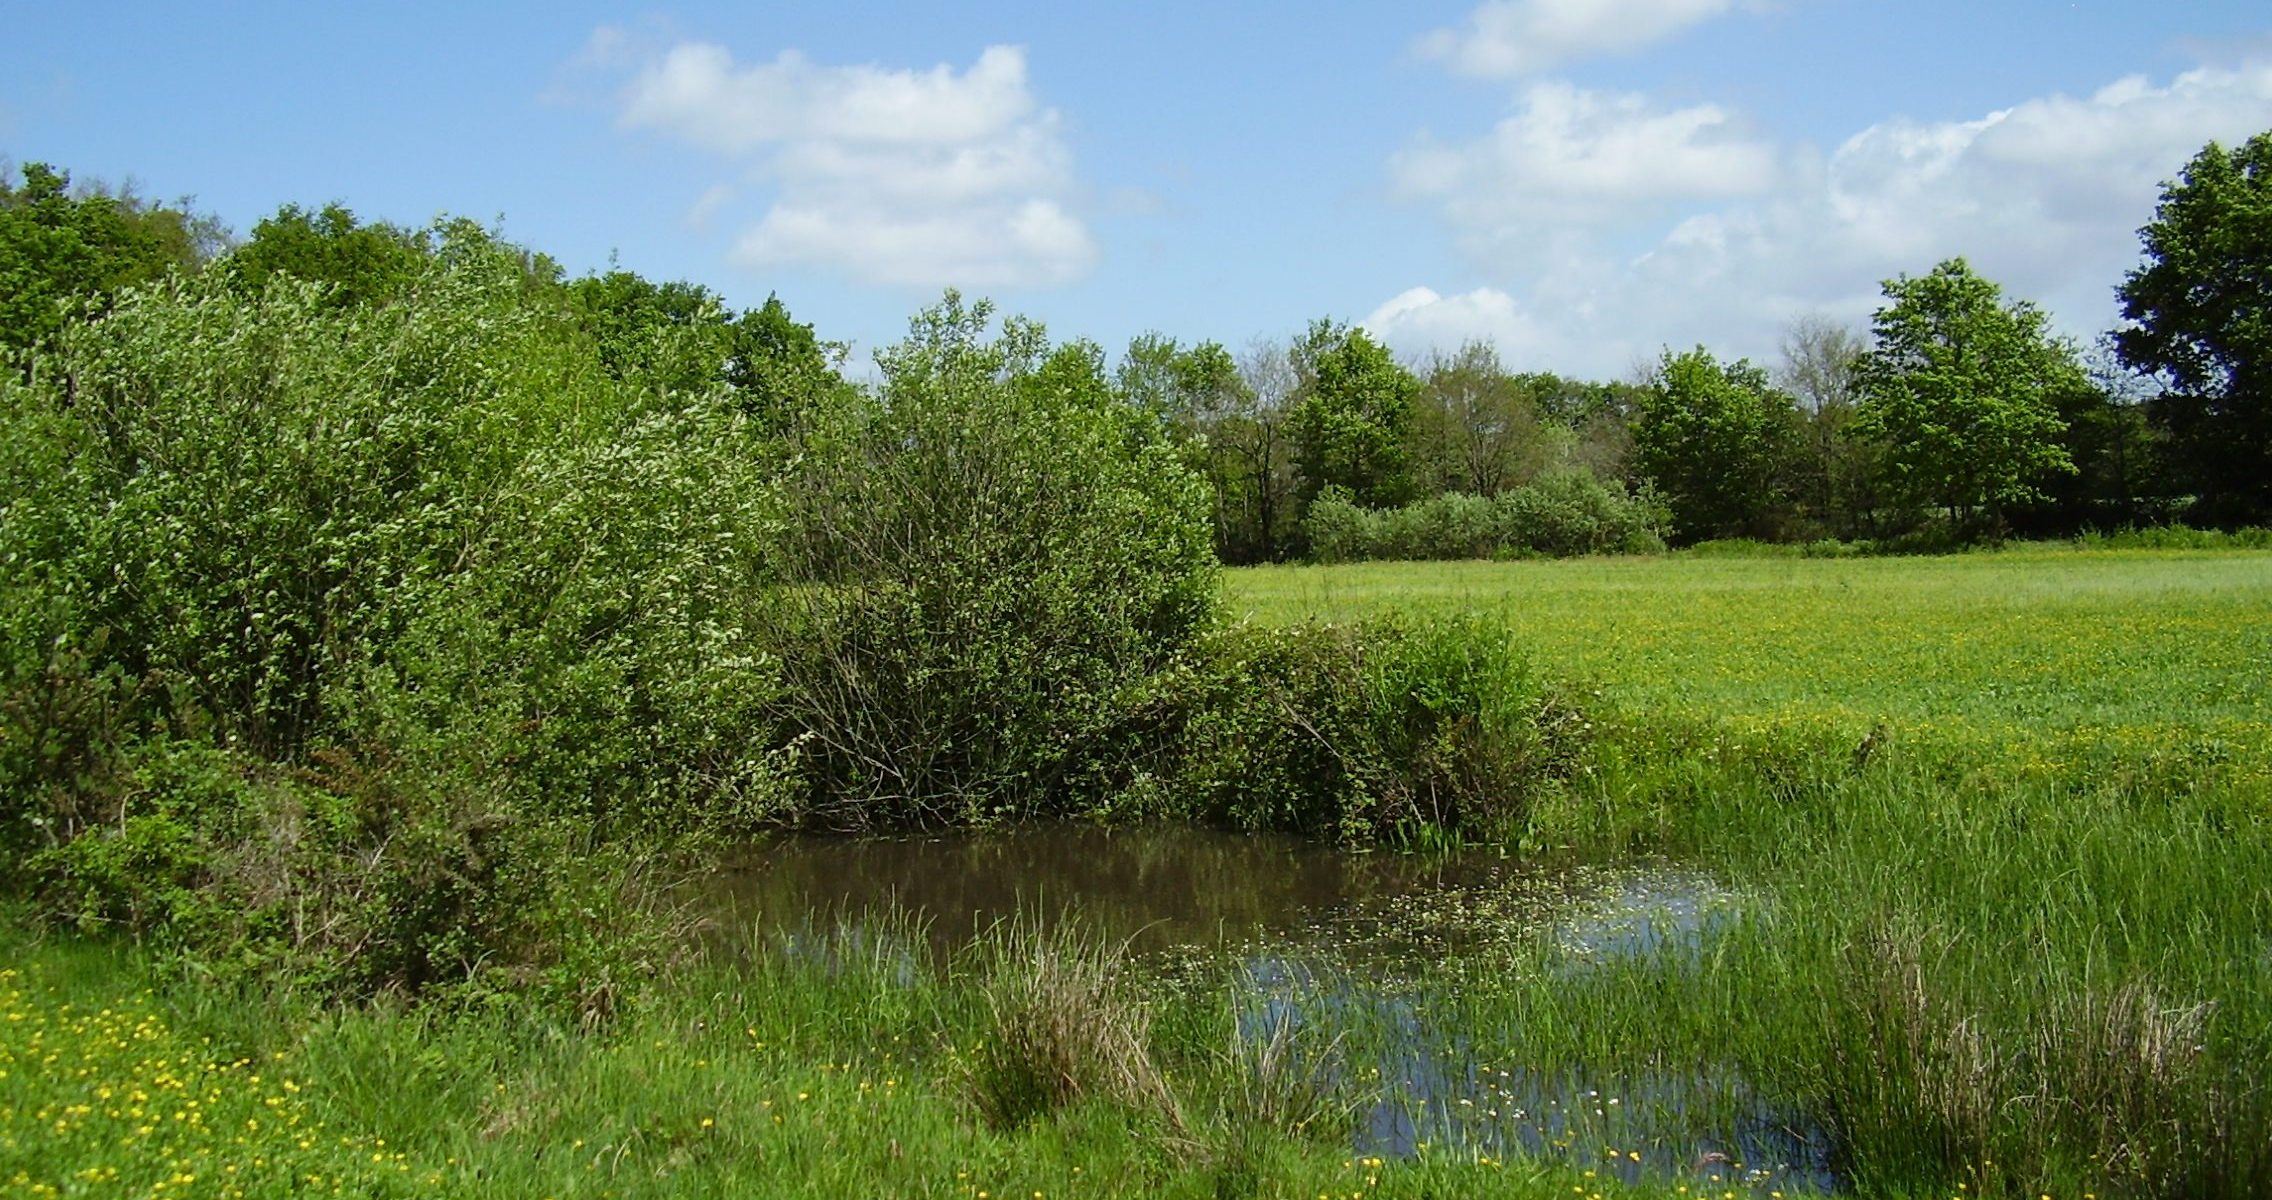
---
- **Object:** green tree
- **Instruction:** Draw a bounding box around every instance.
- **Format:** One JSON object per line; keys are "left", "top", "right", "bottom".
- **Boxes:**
{"left": 767, "top": 292, "right": 1215, "bottom": 825}
{"left": 1777, "top": 314, "right": 1882, "bottom": 537}
{"left": 1854, "top": 259, "right": 2078, "bottom": 528}
{"left": 2114, "top": 131, "right": 2272, "bottom": 523}
{"left": 1411, "top": 341, "right": 1545, "bottom": 498}
{"left": 2019, "top": 349, "right": 2159, "bottom": 534}
{"left": 1195, "top": 340, "right": 1298, "bottom": 564}
{"left": 725, "top": 295, "right": 843, "bottom": 433}
{"left": 1634, "top": 347, "right": 1799, "bottom": 542}
{"left": 1288, "top": 321, "right": 1420, "bottom": 513}
{"left": 0, "top": 162, "right": 219, "bottom": 360}
{"left": 568, "top": 268, "right": 726, "bottom": 395}
{"left": 223, "top": 202, "right": 429, "bottom": 310}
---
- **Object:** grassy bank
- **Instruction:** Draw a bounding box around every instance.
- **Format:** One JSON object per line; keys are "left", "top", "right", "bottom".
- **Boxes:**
{"left": 2, "top": 918, "right": 1647, "bottom": 1200}
{"left": 11, "top": 547, "right": 2271, "bottom": 1197}
{"left": 1225, "top": 547, "right": 2272, "bottom": 1195}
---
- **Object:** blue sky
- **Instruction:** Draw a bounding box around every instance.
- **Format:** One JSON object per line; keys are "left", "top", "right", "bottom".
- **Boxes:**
{"left": 7, "top": 1, "right": 2271, "bottom": 378}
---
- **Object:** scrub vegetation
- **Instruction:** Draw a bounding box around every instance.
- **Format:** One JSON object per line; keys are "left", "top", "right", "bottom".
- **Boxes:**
{"left": 1, "top": 134, "right": 2269, "bottom": 1197}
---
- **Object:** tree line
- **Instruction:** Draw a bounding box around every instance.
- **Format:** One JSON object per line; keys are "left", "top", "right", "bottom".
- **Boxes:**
{"left": 6, "top": 129, "right": 2269, "bottom": 559}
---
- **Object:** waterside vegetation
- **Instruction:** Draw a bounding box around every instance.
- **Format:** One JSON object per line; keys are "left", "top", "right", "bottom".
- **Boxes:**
{"left": 2, "top": 135, "right": 2270, "bottom": 1197}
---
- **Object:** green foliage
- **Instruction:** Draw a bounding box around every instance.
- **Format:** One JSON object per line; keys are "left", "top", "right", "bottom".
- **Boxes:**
{"left": 567, "top": 267, "right": 730, "bottom": 394}
{"left": 1634, "top": 347, "right": 1799, "bottom": 542}
{"left": 1289, "top": 321, "right": 1421, "bottom": 513}
{"left": 2116, "top": 130, "right": 2272, "bottom": 523}
{"left": 567, "top": 273, "right": 844, "bottom": 436}
{"left": 1299, "top": 471, "right": 1669, "bottom": 564}
{"left": 724, "top": 294, "right": 843, "bottom": 433}
{"left": 1154, "top": 619, "right": 1585, "bottom": 842}
{"left": 1778, "top": 315, "right": 1884, "bottom": 539}
{"left": 765, "top": 291, "right": 1217, "bottom": 828}
{"left": 1115, "top": 332, "right": 1244, "bottom": 441}
{"left": 1409, "top": 341, "right": 1547, "bottom": 499}
{"left": 222, "top": 202, "right": 430, "bottom": 310}
{"left": 0, "top": 220, "right": 793, "bottom": 995}
{"left": 0, "top": 161, "right": 218, "bottom": 360}
{"left": 1855, "top": 259, "right": 2080, "bottom": 527}
{"left": 17, "top": 737, "right": 673, "bottom": 1007}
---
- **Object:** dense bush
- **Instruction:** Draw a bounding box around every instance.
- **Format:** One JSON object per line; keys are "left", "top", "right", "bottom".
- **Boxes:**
{"left": 1133, "top": 618, "right": 1588, "bottom": 842}
{"left": 2073, "top": 524, "right": 2272, "bottom": 551}
{"left": 1303, "top": 471, "right": 1669, "bottom": 563}
{"left": 0, "top": 226, "right": 788, "bottom": 995}
{"left": 761, "top": 295, "right": 1217, "bottom": 829}
{"left": 1, "top": 234, "right": 1608, "bottom": 1003}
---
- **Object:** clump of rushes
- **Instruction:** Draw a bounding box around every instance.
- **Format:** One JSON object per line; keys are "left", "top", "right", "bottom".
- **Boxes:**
{"left": 956, "top": 917, "right": 1183, "bottom": 1135}
{"left": 1810, "top": 920, "right": 2266, "bottom": 1197}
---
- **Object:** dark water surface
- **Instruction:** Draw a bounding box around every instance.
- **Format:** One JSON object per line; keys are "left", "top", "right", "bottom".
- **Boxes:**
{"left": 708, "top": 823, "right": 1557, "bottom": 957}
{"left": 704, "top": 824, "right": 1835, "bottom": 1193}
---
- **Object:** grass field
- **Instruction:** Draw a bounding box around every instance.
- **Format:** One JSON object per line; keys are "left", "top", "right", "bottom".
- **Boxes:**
{"left": 1226, "top": 547, "right": 2272, "bottom": 786}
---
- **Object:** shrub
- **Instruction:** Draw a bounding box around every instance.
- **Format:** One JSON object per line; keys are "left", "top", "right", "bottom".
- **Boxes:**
{"left": 762, "top": 294, "right": 1216, "bottom": 829}
{"left": 1297, "top": 470, "right": 1669, "bottom": 564}
{"left": 1153, "top": 618, "right": 1586, "bottom": 842}
{"left": 1301, "top": 486, "right": 1371, "bottom": 564}
{"left": 1497, "top": 469, "right": 1669, "bottom": 557}
{"left": 1372, "top": 492, "right": 1501, "bottom": 561}
{"left": 2074, "top": 524, "right": 2272, "bottom": 551}
{"left": 0, "top": 224, "right": 788, "bottom": 997}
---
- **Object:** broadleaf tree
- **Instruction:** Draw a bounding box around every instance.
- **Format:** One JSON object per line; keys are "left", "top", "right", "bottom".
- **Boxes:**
{"left": 0, "top": 162, "right": 220, "bottom": 361}
{"left": 2114, "top": 130, "right": 2272, "bottom": 523}
{"left": 1634, "top": 346, "right": 1799, "bottom": 542}
{"left": 1288, "top": 320, "right": 1420, "bottom": 514}
{"left": 1854, "top": 259, "right": 2079, "bottom": 529}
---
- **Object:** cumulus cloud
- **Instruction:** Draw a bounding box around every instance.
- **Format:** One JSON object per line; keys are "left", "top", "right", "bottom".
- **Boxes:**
{"left": 598, "top": 35, "right": 1095, "bottom": 289}
{"left": 1394, "top": 81, "right": 1779, "bottom": 263}
{"left": 1363, "top": 286, "right": 1548, "bottom": 360}
{"left": 1416, "top": 0, "right": 1753, "bottom": 78}
{"left": 1378, "top": 60, "right": 2272, "bottom": 378}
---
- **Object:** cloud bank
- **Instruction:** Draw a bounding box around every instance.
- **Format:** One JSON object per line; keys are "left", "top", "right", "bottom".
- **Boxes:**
{"left": 1415, "top": 0, "right": 1756, "bottom": 78}
{"left": 1372, "top": 59, "right": 2272, "bottom": 377}
{"left": 599, "top": 34, "right": 1096, "bottom": 289}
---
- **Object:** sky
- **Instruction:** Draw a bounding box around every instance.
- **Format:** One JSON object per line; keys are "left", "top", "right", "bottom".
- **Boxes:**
{"left": 6, "top": 1, "right": 2272, "bottom": 380}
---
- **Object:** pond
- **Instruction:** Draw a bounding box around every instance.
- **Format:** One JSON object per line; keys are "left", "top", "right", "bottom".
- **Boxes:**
{"left": 705, "top": 823, "right": 1836, "bottom": 1194}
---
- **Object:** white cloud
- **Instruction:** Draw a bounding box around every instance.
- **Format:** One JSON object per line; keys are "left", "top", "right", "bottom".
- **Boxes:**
{"left": 596, "top": 35, "right": 1095, "bottom": 289}
{"left": 1393, "top": 81, "right": 1779, "bottom": 263}
{"left": 1382, "top": 60, "right": 2272, "bottom": 378}
{"left": 733, "top": 198, "right": 1094, "bottom": 289}
{"left": 618, "top": 44, "right": 1036, "bottom": 152}
{"left": 1363, "top": 286, "right": 1548, "bottom": 360}
{"left": 1416, "top": 0, "right": 1752, "bottom": 78}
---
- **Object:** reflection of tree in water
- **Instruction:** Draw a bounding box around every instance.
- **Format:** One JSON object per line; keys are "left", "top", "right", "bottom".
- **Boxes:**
{"left": 706, "top": 825, "right": 1539, "bottom": 958}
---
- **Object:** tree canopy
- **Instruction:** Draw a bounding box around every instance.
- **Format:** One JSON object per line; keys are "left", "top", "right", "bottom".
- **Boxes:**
{"left": 1855, "top": 259, "right": 2078, "bottom": 527}
{"left": 1634, "top": 347, "right": 1798, "bottom": 542}
{"left": 0, "top": 162, "right": 220, "bottom": 361}
{"left": 2115, "top": 131, "right": 2272, "bottom": 523}
{"left": 1288, "top": 320, "right": 1421, "bottom": 513}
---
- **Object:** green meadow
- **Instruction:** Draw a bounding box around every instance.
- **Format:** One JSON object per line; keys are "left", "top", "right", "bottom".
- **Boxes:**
{"left": 1227, "top": 547, "right": 2272, "bottom": 793}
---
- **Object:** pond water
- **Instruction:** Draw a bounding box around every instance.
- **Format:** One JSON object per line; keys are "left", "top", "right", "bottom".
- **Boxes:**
{"left": 706, "top": 824, "right": 1835, "bottom": 1194}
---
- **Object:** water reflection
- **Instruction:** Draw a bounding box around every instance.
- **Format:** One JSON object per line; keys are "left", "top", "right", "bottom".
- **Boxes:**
{"left": 705, "top": 824, "right": 1834, "bottom": 1193}
{"left": 707, "top": 823, "right": 1530, "bottom": 957}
